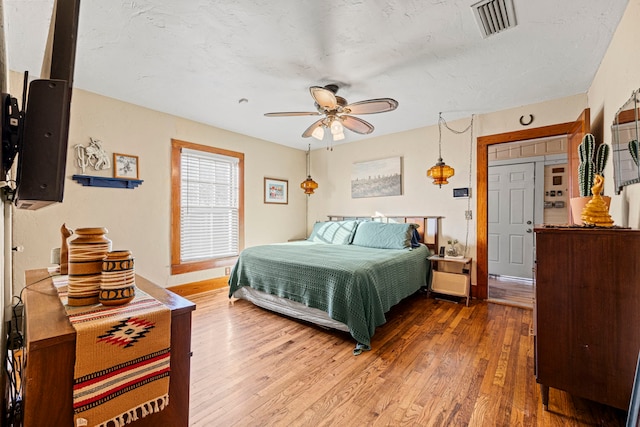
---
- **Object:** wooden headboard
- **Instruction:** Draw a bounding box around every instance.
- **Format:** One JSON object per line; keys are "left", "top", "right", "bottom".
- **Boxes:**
{"left": 327, "top": 215, "right": 442, "bottom": 254}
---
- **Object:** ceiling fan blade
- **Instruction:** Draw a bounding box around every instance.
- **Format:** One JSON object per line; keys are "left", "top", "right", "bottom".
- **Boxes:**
{"left": 264, "top": 112, "right": 321, "bottom": 117}
{"left": 310, "top": 86, "right": 337, "bottom": 111}
{"left": 345, "top": 98, "right": 399, "bottom": 115}
{"left": 302, "top": 118, "right": 325, "bottom": 138}
{"left": 341, "top": 115, "right": 374, "bottom": 135}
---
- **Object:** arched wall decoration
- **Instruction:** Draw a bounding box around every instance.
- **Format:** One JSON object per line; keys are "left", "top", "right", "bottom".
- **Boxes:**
{"left": 519, "top": 114, "right": 534, "bottom": 126}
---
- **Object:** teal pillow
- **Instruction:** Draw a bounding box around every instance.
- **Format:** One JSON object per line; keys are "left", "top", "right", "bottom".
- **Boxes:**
{"left": 307, "top": 220, "right": 359, "bottom": 244}
{"left": 351, "top": 222, "right": 416, "bottom": 249}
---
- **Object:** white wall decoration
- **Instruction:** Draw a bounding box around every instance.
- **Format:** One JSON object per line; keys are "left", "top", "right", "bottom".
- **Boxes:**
{"left": 75, "top": 137, "right": 111, "bottom": 173}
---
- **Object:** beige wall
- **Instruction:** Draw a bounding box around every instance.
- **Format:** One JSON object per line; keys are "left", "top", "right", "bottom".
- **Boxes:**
{"left": 11, "top": 79, "right": 307, "bottom": 291}
{"left": 588, "top": 0, "right": 640, "bottom": 227}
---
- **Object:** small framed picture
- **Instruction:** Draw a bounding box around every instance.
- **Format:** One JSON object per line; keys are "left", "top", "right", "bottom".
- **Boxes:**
{"left": 264, "top": 177, "right": 288, "bottom": 204}
{"left": 113, "top": 153, "right": 139, "bottom": 179}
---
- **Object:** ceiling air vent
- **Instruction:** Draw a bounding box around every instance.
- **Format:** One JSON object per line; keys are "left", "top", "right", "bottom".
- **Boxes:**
{"left": 471, "top": 0, "right": 517, "bottom": 38}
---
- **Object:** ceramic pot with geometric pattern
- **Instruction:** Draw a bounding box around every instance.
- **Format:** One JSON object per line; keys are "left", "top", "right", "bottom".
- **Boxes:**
{"left": 68, "top": 227, "right": 112, "bottom": 306}
{"left": 99, "top": 250, "right": 136, "bottom": 306}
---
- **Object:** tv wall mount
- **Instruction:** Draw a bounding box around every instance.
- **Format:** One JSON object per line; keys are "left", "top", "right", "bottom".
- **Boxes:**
{"left": 1, "top": 72, "right": 29, "bottom": 200}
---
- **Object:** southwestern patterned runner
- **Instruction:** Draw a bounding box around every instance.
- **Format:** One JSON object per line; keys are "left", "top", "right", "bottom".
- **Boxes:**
{"left": 56, "top": 277, "right": 171, "bottom": 427}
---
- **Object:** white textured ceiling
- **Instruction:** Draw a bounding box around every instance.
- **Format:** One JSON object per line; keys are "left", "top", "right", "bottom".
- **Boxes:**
{"left": 4, "top": 0, "right": 630, "bottom": 150}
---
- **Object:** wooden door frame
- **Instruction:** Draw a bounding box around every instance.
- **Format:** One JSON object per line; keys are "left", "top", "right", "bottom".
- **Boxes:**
{"left": 476, "top": 122, "right": 578, "bottom": 300}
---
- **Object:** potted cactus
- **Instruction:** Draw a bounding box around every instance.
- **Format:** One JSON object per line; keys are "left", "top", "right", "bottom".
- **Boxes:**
{"left": 570, "top": 133, "right": 610, "bottom": 224}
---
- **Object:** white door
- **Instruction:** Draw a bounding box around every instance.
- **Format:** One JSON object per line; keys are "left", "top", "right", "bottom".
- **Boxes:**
{"left": 488, "top": 163, "right": 535, "bottom": 279}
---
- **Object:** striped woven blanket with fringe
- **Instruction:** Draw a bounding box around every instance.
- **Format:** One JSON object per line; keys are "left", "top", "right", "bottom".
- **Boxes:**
{"left": 57, "top": 277, "right": 171, "bottom": 427}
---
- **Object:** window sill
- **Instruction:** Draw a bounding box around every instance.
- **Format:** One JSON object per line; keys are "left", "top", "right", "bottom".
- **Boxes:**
{"left": 171, "top": 256, "right": 238, "bottom": 275}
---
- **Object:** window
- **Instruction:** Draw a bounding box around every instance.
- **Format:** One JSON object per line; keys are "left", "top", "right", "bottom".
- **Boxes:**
{"left": 171, "top": 139, "right": 244, "bottom": 275}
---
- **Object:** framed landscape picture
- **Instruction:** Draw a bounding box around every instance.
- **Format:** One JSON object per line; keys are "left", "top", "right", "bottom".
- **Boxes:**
{"left": 264, "top": 177, "right": 288, "bottom": 204}
{"left": 351, "top": 156, "right": 402, "bottom": 198}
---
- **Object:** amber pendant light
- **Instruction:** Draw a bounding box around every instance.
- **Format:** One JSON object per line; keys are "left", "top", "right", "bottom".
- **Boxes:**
{"left": 427, "top": 113, "right": 455, "bottom": 187}
{"left": 427, "top": 158, "right": 455, "bottom": 187}
{"left": 300, "top": 144, "right": 318, "bottom": 195}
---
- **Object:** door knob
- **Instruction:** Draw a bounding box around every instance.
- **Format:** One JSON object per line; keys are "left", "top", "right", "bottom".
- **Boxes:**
{"left": 526, "top": 228, "right": 532, "bottom": 233}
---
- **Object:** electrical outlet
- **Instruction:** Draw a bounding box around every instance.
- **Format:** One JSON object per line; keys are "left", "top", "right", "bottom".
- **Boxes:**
{"left": 225, "top": 267, "right": 231, "bottom": 276}
{"left": 465, "top": 210, "right": 473, "bottom": 220}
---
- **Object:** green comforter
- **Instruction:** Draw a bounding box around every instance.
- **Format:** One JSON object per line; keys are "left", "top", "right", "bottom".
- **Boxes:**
{"left": 228, "top": 242, "right": 432, "bottom": 346}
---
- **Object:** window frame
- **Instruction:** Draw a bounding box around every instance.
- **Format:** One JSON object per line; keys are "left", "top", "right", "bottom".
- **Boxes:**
{"left": 171, "top": 139, "right": 244, "bottom": 275}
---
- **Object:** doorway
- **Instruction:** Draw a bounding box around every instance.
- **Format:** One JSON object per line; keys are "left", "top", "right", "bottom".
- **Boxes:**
{"left": 475, "top": 109, "right": 590, "bottom": 301}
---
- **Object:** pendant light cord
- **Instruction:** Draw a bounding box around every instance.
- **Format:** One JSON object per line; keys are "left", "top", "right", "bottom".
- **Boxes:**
{"left": 438, "top": 113, "right": 443, "bottom": 160}
{"left": 439, "top": 113, "right": 474, "bottom": 257}
{"left": 439, "top": 114, "right": 474, "bottom": 135}
{"left": 305, "top": 144, "right": 310, "bottom": 235}
{"left": 464, "top": 115, "right": 474, "bottom": 257}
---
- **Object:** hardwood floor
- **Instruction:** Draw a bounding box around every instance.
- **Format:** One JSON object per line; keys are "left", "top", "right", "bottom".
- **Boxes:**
{"left": 187, "top": 289, "right": 627, "bottom": 426}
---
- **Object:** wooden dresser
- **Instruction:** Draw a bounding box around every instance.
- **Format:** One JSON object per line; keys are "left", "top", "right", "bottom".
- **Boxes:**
{"left": 22, "top": 269, "right": 196, "bottom": 426}
{"left": 534, "top": 227, "right": 640, "bottom": 410}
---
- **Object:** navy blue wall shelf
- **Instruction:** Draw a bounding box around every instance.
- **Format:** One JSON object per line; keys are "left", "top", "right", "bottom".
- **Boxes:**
{"left": 72, "top": 175, "right": 143, "bottom": 189}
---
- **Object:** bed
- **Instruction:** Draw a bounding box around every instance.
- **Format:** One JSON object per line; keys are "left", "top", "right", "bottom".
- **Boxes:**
{"left": 228, "top": 215, "right": 441, "bottom": 354}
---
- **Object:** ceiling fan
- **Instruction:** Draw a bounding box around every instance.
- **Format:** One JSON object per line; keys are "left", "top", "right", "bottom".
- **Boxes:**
{"left": 264, "top": 84, "right": 398, "bottom": 142}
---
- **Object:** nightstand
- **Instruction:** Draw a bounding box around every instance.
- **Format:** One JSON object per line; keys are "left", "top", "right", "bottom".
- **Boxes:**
{"left": 427, "top": 255, "right": 472, "bottom": 306}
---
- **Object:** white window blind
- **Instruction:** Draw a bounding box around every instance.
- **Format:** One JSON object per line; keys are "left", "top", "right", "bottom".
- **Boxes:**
{"left": 180, "top": 148, "right": 239, "bottom": 262}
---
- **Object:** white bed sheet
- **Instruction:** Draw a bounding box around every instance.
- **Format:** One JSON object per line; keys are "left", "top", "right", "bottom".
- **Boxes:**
{"left": 232, "top": 286, "right": 350, "bottom": 332}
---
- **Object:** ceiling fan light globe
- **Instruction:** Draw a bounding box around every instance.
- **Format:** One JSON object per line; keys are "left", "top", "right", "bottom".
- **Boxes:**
{"left": 330, "top": 120, "right": 344, "bottom": 135}
{"left": 333, "top": 132, "right": 345, "bottom": 141}
{"left": 311, "top": 126, "right": 325, "bottom": 140}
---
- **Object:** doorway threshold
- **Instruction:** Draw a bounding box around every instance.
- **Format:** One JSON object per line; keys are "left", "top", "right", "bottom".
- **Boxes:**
{"left": 488, "top": 297, "right": 533, "bottom": 310}
{"left": 488, "top": 275, "right": 534, "bottom": 309}
{"left": 489, "top": 274, "right": 533, "bottom": 285}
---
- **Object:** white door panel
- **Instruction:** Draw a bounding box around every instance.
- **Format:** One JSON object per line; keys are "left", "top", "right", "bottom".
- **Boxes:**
{"left": 509, "top": 188, "right": 525, "bottom": 223}
{"left": 488, "top": 190, "right": 500, "bottom": 223}
{"left": 488, "top": 233, "right": 499, "bottom": 262}
{"left": 509, "top": 234, "right": 524, "bottom": 264}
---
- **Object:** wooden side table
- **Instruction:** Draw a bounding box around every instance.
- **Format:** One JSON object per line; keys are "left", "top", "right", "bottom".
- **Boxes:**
{"left": 427, "top": 255, "right": 472, "bottom": 306}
